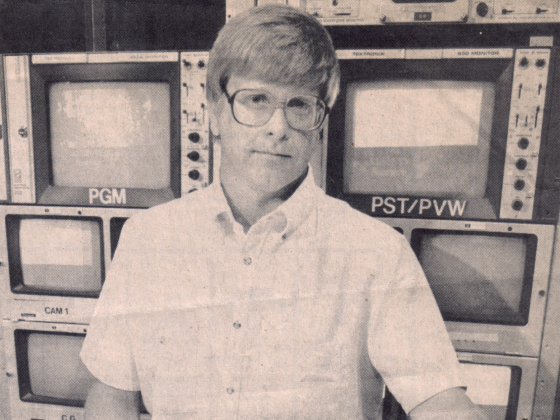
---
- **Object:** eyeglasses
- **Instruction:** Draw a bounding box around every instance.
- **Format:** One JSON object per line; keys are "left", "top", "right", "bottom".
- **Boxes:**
{"left": 224, "top": 89, "right": 329, "bottom": 131}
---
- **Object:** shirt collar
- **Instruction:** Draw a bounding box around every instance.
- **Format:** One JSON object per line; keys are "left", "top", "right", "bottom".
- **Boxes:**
{"left": 204, "top": 166, "right": 319, "bottom": 239}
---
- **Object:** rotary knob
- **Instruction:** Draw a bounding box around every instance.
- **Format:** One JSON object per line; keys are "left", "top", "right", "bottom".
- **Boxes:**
{"left": 476, "top": 2, "right": 489, "bottom": 17}
{"left": 517, "top": 137, "right": 529, "bottom": 150}
{"left": 187, "top": 151, "right": 200, "bottom": 161}
{"left": 514, "top": 179, "right": 525, "bottom": 191}
{"left": 515, "top": 158, "right": 527, "bottom": 170}
{"left": 512, "top": 200, "right": 524, "bottom": 211}
{"left": 188, "top": 132, "right": 201, "bottom": 143}
{"left": 188, "top": 170, "right": 200, "bottom": 180}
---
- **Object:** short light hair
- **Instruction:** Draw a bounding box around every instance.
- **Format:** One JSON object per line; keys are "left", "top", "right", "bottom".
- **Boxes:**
{"left": 207, "top": 4, "right": 340, "bottom": 108}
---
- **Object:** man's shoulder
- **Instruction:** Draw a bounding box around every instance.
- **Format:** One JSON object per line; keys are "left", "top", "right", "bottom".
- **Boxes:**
{"left": 317, "top": 192, "right": 402, "bottom": 241}
{"left": 313, "top": 192, "right": 409, "bottom": 259}
{"left": 134, "top": 186, "right": 216, "bottom": 219}
{"left": 312, "top": 192, "right": 408, "bottom": 274}
{"left": 120, "top": 188, "right": 217, "bottom": 243}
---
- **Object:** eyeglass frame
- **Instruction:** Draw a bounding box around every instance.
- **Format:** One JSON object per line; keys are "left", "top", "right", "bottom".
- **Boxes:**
{"left": 222, "top": 88, "right": 330, "bottom": 132}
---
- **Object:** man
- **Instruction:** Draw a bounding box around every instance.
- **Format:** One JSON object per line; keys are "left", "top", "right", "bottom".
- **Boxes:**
{"left": 81, "top": 5, "right": 487, "bottom": 420}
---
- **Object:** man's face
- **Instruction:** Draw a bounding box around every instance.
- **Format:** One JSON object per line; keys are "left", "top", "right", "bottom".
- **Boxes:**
{"left": 209, "top": 75, "right": 322, "bottom": 195}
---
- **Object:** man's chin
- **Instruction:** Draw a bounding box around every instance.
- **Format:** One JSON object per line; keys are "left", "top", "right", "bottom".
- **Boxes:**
{"left": 251, "top": 169, "right": 308, "bottom": 199}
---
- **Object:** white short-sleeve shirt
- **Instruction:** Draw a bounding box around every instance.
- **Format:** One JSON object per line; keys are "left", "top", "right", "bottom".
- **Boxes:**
{"left": 80, "top": 171, "right": 463, "bottom": 420}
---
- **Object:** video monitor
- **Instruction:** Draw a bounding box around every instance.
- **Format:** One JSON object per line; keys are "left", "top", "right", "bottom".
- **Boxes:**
{"left": 7, "top": 216, "right": 104, "bottom": 298}
{"left": 12, "top": 328, "right": 149, "bottom": 413}
{"left": 25, "top": 57, "right": 183, "bottom": 207}
{"left": 382, "top": 358, "right": 527, "bottom": 420}
{"left": 411, "top": 229, "right": 537, "bottom": 325}
{"left": 343, "top": 80, "right": 495, "bottom": 197}
{"left": 15, "top": 331, "right": 96, "bottom": 406}
{"left": 460, "top": 362, "right": 521, "bottom": 420}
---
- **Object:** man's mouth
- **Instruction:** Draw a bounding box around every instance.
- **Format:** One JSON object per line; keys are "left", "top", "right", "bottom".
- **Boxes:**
{"left": 253, "top": 150, "right": 291, "bottom": 158}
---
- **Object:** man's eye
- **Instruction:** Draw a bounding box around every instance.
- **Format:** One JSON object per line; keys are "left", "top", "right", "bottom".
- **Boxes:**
{"left": 287, "top": 97, "right": 313, "bottom": 111}
{"left": 247, "top": 94, "right": 270, "bottom": 105}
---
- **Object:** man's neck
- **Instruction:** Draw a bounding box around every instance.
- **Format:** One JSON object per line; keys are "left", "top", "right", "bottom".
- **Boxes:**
{"left": 220, "top": 169, "right": 307, "bottom": 233}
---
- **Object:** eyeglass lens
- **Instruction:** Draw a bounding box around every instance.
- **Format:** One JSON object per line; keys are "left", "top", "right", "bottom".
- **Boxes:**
{"left": 232, "top": 90, "right": 326, "bottom": 131}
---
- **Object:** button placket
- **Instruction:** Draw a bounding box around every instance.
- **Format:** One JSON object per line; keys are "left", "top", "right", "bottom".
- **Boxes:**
{"left": 222, "top": 313, "right": 244, "bottom": 416}
{"left": 243, "top": 227, "right": 260, "bottom": 266}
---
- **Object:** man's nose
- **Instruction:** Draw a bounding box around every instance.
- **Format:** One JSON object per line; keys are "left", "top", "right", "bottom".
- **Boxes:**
{"left": 264, "top": 107, "right": 291, "bottom": 138}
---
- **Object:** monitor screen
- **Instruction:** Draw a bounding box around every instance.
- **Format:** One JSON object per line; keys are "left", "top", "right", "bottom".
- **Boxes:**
{"left": 16, "top": 331, "right": 96, "bottom": 406}
{"left": 7, "top": 216, "right": 104, "bottom": 297}
{"left": 49, "top": 81, "right": 171, "bottom": 189}
{"left": 343, "top": 80, "right": 495, "bottom": 197}
{"left": 460, "top": 362, "right": 521, "bottom": 420}
{"left": 411, "top": 230, "right": 537, "bottom": 325}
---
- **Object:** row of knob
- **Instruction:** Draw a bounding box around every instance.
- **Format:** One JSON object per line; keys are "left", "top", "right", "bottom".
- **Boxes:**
{"left": 186, "top": 130, "right": 204, "bottom": 180}
{"left": 512, "top": 134, "right": 530, "bottom": 209}
{"left": 476, "top": 3, "right": 552, "bottom": 17}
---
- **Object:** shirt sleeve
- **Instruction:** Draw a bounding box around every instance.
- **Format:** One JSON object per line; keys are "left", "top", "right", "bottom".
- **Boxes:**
{"left": 80, "top": 217, "right": 142, "bottom": 392}
{"left": 367, "top": 235, "right": 463, "bottom": 414}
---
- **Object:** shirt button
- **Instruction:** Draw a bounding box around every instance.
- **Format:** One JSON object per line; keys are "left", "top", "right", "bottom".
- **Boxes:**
{"left": 226, "top": 387, "right": 235, "bottom": 394}
{"left": 233, "top": 321, "right": 241, "bottom": 329}
{"left": 243, "top": 256, "right": 252, "bottom": 265}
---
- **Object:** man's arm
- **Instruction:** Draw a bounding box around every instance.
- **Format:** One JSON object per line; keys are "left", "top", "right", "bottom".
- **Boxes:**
{"left": 409, "top": 387, "right": 489, "bottom": 420}
{"left": 84, "top": 378, "right": 141, "bottom": 420}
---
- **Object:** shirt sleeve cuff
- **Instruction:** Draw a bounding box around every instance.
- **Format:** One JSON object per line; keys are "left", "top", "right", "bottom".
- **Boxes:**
{"left": 388, "top": 371, "right": 465, "bottom": 414}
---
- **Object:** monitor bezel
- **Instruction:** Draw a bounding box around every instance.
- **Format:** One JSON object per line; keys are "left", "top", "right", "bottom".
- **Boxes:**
{"left": 0, "top": 205, "right": 140, "bottom": 324}
{"left": 379, "top": 217, "right": 555, "bottom": 357}
{"left": 410, "top": 228, "right": 537, "bottom": 326}
{"left": 6, "top": 214, "right": 105, "bottom": 299}
{"left": 14, "top": 329, "right": 90, "bottom": 407}
{"left": 29, "top": 61, "right": 181, "bottom": 208}
{"left": 3, "top": 321, "right": 151, "bottom": 420}
{"left": 382, "top": 351, "right": 538, "bottom": 420}
{"left": 455, "top": 352, "right": 538, "bottom": 420}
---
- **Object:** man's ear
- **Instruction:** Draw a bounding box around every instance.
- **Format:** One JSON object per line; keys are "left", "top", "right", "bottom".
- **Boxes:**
{"left": 208, "top": 102, "right": 221, "bottom": 137}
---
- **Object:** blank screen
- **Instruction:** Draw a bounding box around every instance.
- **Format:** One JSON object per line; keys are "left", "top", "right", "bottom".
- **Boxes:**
{"left": 343, "top": 80, "right": 495, "bottom": 197}
{"left": 412, "top": 230, "right": 535, "bottom": 325}
{"left": 50, "top": 81, "right": 171, "bottom": 189}
{"left": 26, "top": 333, "right": 96, "bottom": 403}
{"left": 460, "top": 363, "right": 517, "bottom": 420}
{"left": 16, "top": 218, "right": 103, "bottom": 295}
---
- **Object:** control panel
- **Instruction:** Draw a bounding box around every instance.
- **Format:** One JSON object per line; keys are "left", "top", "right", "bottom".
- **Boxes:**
{"left": 472, "top": 0, "right": 560, "bottom": 22}
{"left": 180, "top": 52, "right": 212, "bottom": 195}
{"left": 500, "top": 49, "right": 550, "bottom": 220}
{"left": 227, "top": 0, "right": 560, "bottom": 25}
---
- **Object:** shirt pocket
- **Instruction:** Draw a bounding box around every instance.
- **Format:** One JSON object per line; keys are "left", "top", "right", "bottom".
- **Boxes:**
{"left": 297, "top": 327, "right": 342, "bottom": 384}
{"left": 293, "top": 295, "right": 351, "bottom": 384}
{"left": 297, "top": 345, "right": 343, "bottom": 384}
